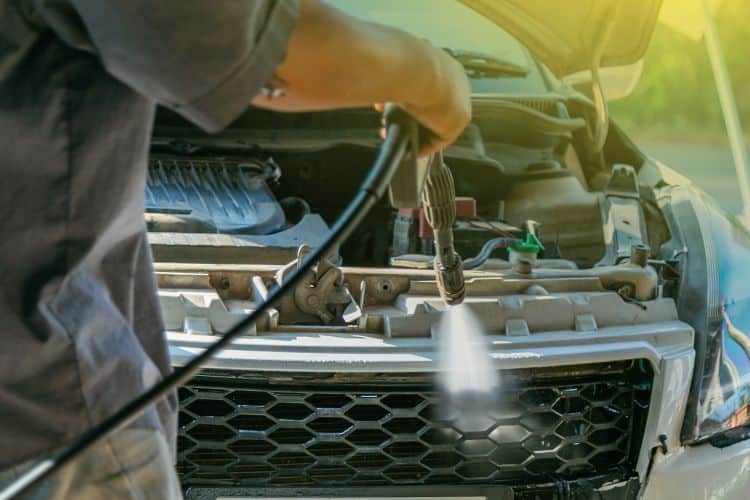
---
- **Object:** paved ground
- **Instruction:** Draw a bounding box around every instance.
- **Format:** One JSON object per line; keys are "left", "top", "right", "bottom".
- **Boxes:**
{"left": 636, "top": 138, "right": 745, "bottom": 214}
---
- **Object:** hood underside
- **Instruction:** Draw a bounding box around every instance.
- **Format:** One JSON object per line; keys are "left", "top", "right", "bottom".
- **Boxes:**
{"left": 460, "top": 0, "right": 663, "bottom": 77}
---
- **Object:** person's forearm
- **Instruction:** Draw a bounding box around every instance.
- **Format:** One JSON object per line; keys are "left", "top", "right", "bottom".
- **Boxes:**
{"left": 253, "top": 0, "right": 471, "bottom": 155}
{"left": 252, "top": 0, "right": 439, "bottom": 112}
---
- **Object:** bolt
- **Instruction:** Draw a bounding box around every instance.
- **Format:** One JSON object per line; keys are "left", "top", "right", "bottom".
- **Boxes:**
{"left": 306, "top": 295, "right": 320, "bottom": 307}
{"left": 630, "top": 244, "right": 650, "bottom": 268}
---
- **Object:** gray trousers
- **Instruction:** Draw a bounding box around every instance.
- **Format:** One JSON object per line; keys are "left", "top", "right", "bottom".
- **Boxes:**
{"left": 0, "top": 429, "right": 182, "bottom": 499}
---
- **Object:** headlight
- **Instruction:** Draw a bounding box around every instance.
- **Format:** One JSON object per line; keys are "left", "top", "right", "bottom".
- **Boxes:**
{"left": 663, "top": 185, "right": 750, "bottom": 445}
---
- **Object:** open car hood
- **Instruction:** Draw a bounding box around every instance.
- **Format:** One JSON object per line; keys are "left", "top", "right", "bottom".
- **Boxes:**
{"left": 460, "top": 0, "right": 663, "bottom": 77}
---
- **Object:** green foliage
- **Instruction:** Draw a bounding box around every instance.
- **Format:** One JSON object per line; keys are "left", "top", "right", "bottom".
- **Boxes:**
{"left": 609, "top": 0, "right": 749, "bottom": 141}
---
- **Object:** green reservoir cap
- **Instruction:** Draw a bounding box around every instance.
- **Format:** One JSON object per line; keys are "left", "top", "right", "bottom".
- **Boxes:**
{"left": 511, "top": 233, "right": 542, "bottom": 254}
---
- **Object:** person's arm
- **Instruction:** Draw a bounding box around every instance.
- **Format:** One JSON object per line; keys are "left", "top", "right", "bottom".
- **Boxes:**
{"left": 52, "top": 0, "right": 469, "bottom": 155}
{"left": 252, "top": 0, "right": 471, "bottom": 156}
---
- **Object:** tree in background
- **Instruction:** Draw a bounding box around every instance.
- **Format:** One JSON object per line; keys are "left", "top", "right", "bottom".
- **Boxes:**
{"left": 610, "top": 0, "right": 748, "bottom": 141}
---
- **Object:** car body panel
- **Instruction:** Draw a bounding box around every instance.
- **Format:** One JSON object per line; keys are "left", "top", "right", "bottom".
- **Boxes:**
{"left": 643, "top": 437, "right": 750, "bottom": 500}
{"left": 167, "top": 322, "right": 693, "bottom": 374}
{"left": 164, "top": 269, "right": 695, "bottom": 488}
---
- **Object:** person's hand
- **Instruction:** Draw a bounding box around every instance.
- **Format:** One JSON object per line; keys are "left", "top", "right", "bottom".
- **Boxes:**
{"left": 401, "top": 45, "right": 472, "bottom": 157}
{"left": 376, "top": 45, "right": 471, "bottom": 157}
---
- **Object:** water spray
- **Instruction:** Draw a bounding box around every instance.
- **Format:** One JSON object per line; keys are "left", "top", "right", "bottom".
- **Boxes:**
{"left": 420, "top": 151, "right": 499, "bottom": 416}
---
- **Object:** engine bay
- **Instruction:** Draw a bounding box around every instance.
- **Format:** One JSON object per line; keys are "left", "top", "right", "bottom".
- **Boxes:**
{"left": 150, "top": 96, "right": 675, "bottom": 334}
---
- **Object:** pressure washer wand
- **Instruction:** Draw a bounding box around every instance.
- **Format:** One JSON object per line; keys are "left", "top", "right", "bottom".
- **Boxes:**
{"left": 422, "top": 151, "right": 465, "bottom": 305}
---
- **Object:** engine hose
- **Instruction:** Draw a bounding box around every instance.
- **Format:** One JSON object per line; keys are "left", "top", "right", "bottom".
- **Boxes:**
{"left": 0, "top": 106, "right": 417, "bottom": 500}
{"left": 463, "top": 237, "right": 517, "bottom": 270}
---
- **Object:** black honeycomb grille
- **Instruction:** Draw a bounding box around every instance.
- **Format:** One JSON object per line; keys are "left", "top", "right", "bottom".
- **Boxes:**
{"left": 177, "top": 362, "right": 652, "bottom": 487}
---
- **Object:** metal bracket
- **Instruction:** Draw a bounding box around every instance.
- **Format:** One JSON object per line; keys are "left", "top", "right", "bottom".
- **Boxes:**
{"left": 597, "top": 164, "right": 649, "bottom": 266}
{"left": 276, "top": 245, "right": 361, "bottom": 324}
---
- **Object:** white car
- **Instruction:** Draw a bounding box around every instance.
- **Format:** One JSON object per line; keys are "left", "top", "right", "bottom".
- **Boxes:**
{"left": 148, "top": 1, "right": 750, "bottom": 498}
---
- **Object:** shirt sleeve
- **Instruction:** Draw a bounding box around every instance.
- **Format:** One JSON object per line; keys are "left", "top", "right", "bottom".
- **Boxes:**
{"left": 64, "top": 0, "right": 300, "bottom": 132}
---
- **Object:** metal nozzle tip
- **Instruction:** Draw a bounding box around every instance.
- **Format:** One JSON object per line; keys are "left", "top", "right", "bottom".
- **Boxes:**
{"left": 436, "top": 254, "right": 465, "bottom": 306}
{"left": 443, "top": 291, "right": 466, "bottom": 306}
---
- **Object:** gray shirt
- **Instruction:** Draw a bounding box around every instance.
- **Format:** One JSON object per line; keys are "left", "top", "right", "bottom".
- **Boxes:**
{"left": 0, "top": 0, "right": 299, "bottom": 468}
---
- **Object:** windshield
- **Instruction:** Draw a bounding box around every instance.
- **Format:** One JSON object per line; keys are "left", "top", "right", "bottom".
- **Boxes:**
{"left": 325, "top": 0, "right": 549, "bottom": 94}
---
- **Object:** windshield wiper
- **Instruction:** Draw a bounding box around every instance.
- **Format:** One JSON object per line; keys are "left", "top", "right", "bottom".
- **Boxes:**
{"left": 442, "top": 48, "right": 529, "bottom": 78}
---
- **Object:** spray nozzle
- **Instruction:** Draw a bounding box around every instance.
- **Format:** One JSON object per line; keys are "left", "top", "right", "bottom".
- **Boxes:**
{"left": 381, "top": 106, "right": 464, "bottom": 305}
{"left": 422, "top": 151, "right": 465, "bottom": 305}
{"left": 434, "top": 245, "right": 465, "bottom": 306}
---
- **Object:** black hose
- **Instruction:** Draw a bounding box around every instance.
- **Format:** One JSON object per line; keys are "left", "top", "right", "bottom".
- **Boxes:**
{"left": 0, "top": 108, "right": 416, "bottom": 500}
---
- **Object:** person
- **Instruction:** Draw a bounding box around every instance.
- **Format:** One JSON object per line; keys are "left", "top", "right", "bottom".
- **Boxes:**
{"left": 0, "top": 0, "right": 471, "bottom": 498}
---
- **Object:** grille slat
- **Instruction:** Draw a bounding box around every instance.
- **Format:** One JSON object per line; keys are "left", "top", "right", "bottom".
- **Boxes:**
{"left": 177, "top": 363, "right": 652, "bottom": 487}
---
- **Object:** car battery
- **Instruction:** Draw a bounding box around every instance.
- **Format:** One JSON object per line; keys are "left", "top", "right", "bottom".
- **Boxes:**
{"left": 391, "top": 197, "right": 523, "bottom": 258}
